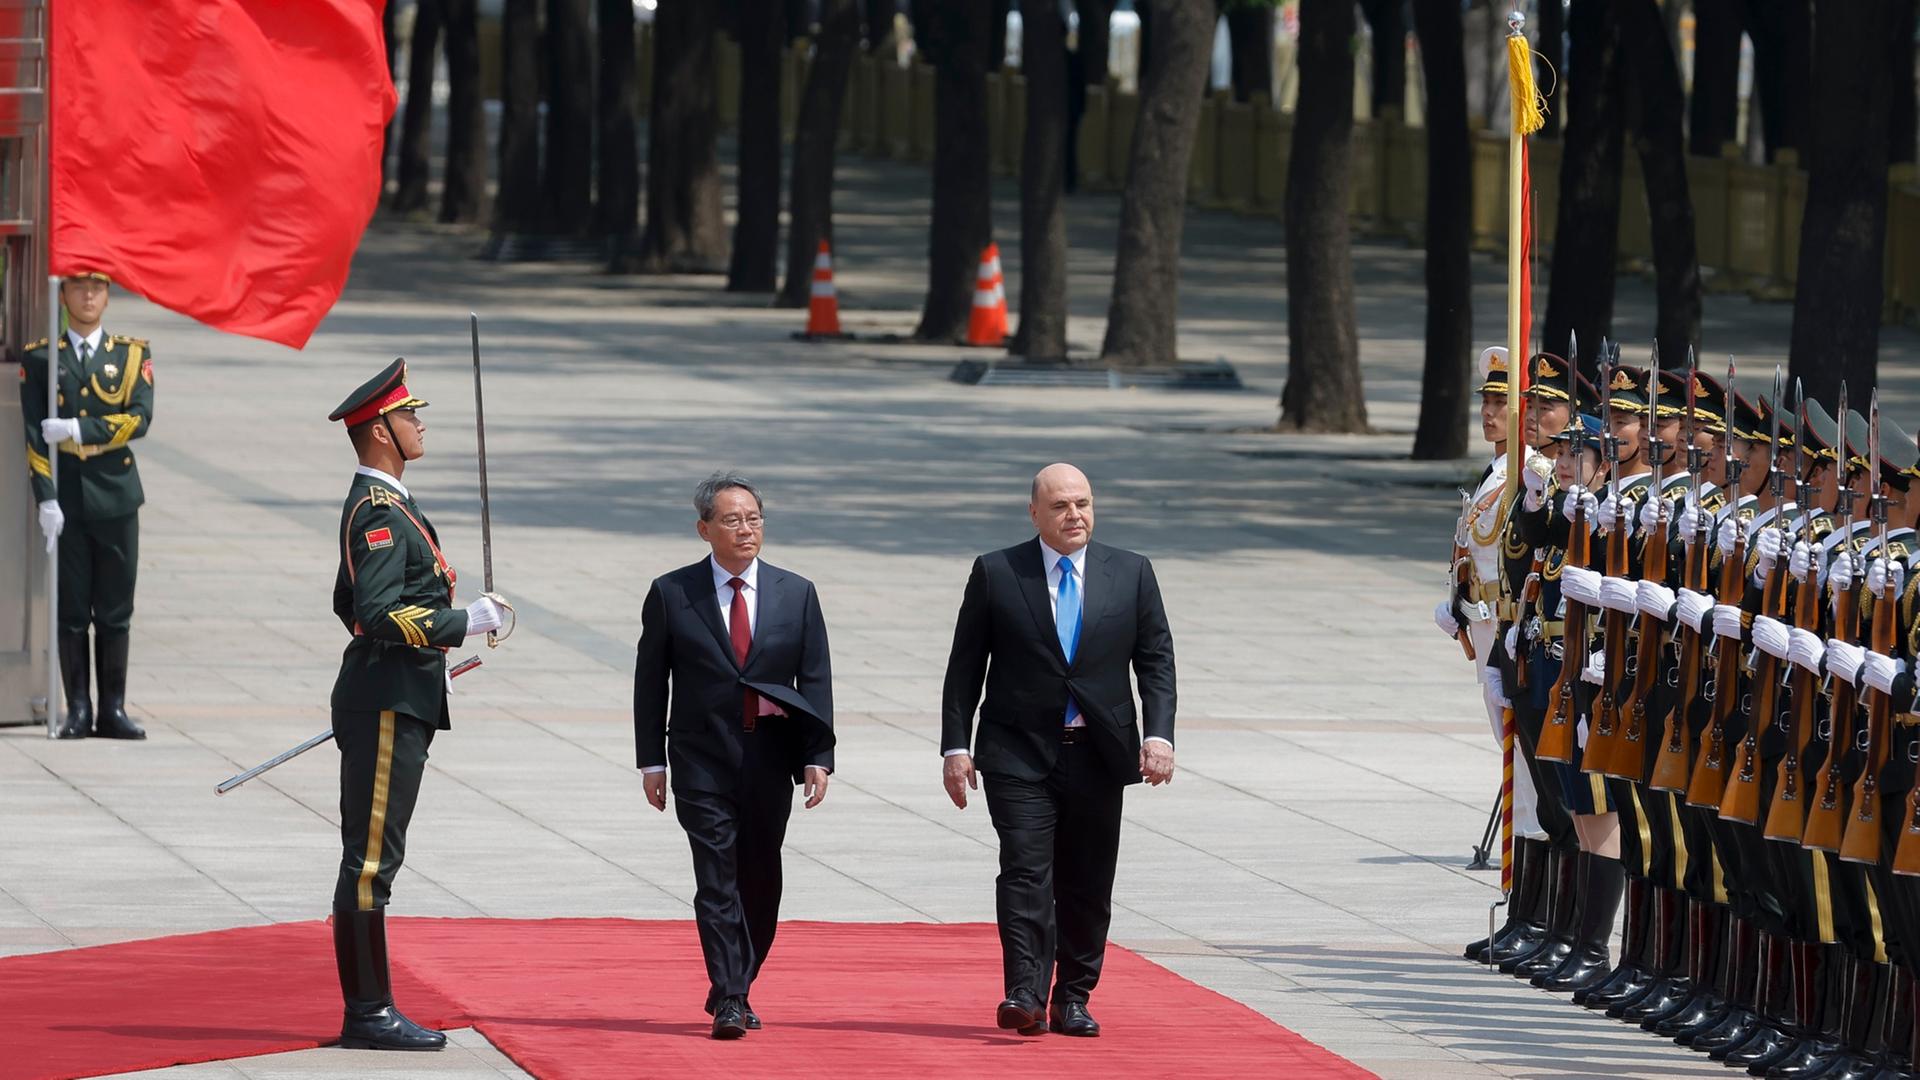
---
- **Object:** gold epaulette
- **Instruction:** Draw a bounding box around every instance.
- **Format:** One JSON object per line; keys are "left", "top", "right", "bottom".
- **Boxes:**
{"left": 368, "top": 485, "right": 395, "bottom": 508}
{"left": 107, "top": 334, "right": 148, "bottom": 348}
{"left": 23, "top": 337, "right": 46, "bottom": 352}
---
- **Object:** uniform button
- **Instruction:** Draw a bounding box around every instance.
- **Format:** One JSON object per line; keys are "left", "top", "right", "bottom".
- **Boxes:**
{"left": 123, "top": 456, "right": 132, "bottom": 465}
{"left": 79, "top": 387, "right": 89, "bottom": 397}
{"left": 78, "top": 408, "right": 88, "bottom": 417}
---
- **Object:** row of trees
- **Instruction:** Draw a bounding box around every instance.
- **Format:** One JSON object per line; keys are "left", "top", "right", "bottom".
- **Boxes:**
{"left": 384, "top": 1, "right": 1919, "bottom": 461}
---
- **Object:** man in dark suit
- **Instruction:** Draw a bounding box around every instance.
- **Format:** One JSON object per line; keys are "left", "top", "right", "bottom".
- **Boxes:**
{"left": 941, "top": 462, "right": 1177, "bottom": 1038}
{"left": 634, "top": 472, "right": 835, "bottom": 1040}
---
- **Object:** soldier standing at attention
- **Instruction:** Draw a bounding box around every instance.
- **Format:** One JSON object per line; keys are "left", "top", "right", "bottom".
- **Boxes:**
{"left": 17, "top": 272, "right": 154, "bottom": 740}
{"left": 326, "top": 359, "right": 509, "bottom": 1051}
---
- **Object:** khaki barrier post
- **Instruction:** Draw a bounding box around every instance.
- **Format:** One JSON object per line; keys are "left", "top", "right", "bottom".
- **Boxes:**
{"left": 1188, "top": 90, "right": 1221, "bottom": 206}
{"left": 1775, "top": 150, "right": 1805, "bottom": 296}
{"left": 1004, "top": 72, "right": 1027, "bottom": 178}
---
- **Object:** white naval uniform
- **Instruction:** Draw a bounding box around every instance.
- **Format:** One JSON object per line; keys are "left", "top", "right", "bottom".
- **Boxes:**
{"left": 1459, "top": 450, "right": 1545, "bottom": 840}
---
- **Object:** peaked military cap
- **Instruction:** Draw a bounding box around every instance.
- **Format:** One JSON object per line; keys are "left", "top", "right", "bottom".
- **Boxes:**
{"left": 61, "top": 270, "right": 111, "bottom": 284}
{"left": 1604, "top": 365, "right": 1651, "bottom": 413}
{"left": 1800, "top": 398, "right": 1842, "bottom": 463}
{"left": 1475, "top": 346, "right": 1510, "bottom": 395}
{"left": 1652, "top": 368, "right": 1728, "bottom": 431}
{"left": 1522, "top": 352, "right": 1599, "bottom": 405}
{"left": 1843, "top": 410, "right": 1871, "bottom": 472}
{"left": 1726, "top": 392, "right": 1766, "bottom": 442}
{"left": 330, "top": 358, "right": 429, "bottom": 426}
{"left": 1754, "top": 392, "right": 1798, "bottom": 451}
{"left": 1550, "top": 413, "right": 1605, "bottom": 447}
{"left": 1874, "top": 416, "right": 1919, "bottom": 487}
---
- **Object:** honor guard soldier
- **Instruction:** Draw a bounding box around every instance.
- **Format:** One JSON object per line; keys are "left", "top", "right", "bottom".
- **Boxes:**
{"left": 326, "top": 359, "right": 509, "bottom": 1051}
{"left": 17, "top": 272, "right": 154, "bottom": 740}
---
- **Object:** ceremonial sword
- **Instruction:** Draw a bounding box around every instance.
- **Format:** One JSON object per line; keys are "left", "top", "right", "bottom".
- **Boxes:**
{"left": 471, "top": 313, "right": 514, "bottom": 646}
{"left": 214, "top": 657, "right": 483, "bottom": 794}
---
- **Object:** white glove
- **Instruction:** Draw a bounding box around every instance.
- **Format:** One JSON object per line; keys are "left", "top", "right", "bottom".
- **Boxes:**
{"left": 1596, "top": 494, "right": 1624, "bottom": 534}
{"left": 1600, "top": 576, "right": 1639, "bottom": 614}
{"left": 1789, "top": 540, "right": 1814, "bottom": 583}
{"left": 1753, "top": 528, "right": 1785, "bottom": 579}
{"left": 465, "top": 594, "right": 504, "bottom": 636}
{"left": 1675, "top": 589, "right": 1715, "bottom": 633}
{"left": 1676, "top": 503, "right": 1705, "bottom": 544}
{"left": 1522, "top": 461, "right": 1549, "bottom": 512}
{"left": 40, "top": 416, "right": 80, "bottom": 444}
{"left": 36, "top": 499, "right": 62, "bottom": 553}
{"left": 1639, "top": 496, "right": 1670, "bottom": 534}
{"left": 1869, "top": 557, "right": 1906, "bottom": 599}
{"left": 1830, "top": 551, "right": 1856, "bottom": 593}
{"left": 1433, "top": 600, "right": 1460, "bottom": 638}
{"left": 1504, "top": 623, "right": 1519, "bottom": 657}
{"left": 1562, "top": 488, "right": 1600, "bottom": 530}
{"left": 1581, "top": 650, "right": 1606, "bottom": 685}
{"left": 1750, "top": 615, "right": 1791, "bottom": 660}
{"left": 1827, "top": 639, "right": 1866, "bottom": 685}
{"left": 1712, "top": 603, "right": 1745, "bottom": 641}
{"left": 1716, "top": 516, "right": 1745, "bottom": 557}
{"left": 1788, "top": 628, "right": 1825, "bottom": 674}
{"left": 1483, "top": 667, "right": 1511, "bottom": 708}
{"left": 1562, "top": 566, "right": 1603, "bottom": 607}
{"left": 1638, "top": 580, "right": 1676, "bottom": 620}
{"left": 1863, "top": 651, "right": 1904, "bottom": 696}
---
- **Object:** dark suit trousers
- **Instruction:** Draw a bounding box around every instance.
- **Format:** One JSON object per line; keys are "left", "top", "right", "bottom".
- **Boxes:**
{"left": 673, "top": 727, "right": 795, "bottom": 1011}
{"left": 984, "top": 738, "right": 1124, "bottom": 1004}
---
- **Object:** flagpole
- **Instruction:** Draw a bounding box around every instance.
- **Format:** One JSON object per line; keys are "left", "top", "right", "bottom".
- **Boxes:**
{"left": 41, "top": 0, "right": 59, "bottom": 737}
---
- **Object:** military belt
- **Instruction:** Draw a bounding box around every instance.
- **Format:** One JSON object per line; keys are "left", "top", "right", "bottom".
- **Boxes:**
{"left": 57, "top": 442, "right": 109, "bottom": 460}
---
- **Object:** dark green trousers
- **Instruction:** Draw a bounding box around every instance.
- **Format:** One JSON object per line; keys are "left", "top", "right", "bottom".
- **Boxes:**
{"left": 57, "top": 511, "right": 138, "bottom": 635}
{"left": 333, "top": 709, "right": 434, "bottom": 913}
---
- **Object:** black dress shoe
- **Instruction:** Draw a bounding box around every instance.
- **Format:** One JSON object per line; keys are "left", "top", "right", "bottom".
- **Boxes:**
{"left": 1049, "top": 1001, "right": 1100, "bottom": 1037}
{"left": 711, "top": 996, "right": 748, "bottom": 1040}
{"left": 743, "top": 999, "right": 761, "bottom": 1030}
{"left": 340, "top": 1004, "right": 447, "bottom": 1051}
{"left": 996, "top": 989, "right": 1046, "bottom": 1036}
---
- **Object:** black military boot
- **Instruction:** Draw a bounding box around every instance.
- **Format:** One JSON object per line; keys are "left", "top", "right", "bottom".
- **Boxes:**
{"left": 1868, "top": 964, "right": 1914, "bottom": 1079}
{"left": 1538, "top": 851, "right": 1623, "bottom": 992}
{"left": 1684, "top": 916, "right": 1760, "bottom": 1049}
{"left": 334, "top": 909, "right": 446, "bottom": 1051}
{"left": 1511, "top": 846, "right": 1580, "bottom": 979}
{"left": 1484, "top": 837, "right": 1552, "bottom": 967}
{"left": 1719, "top": 931, "right": 1799, "bottom": 1064}
{"left": 1615, "top": 887, "right": 1692, "bottom": 1021}
{"left": 1649, "top": 900, "right": 1727, "bottom": 1035}
{"left": 1741, "top": 941, "right": 1841, "bottom": 1076}
{"left": 91, "top": 631, "right": 145, "bottom": 740}
{"left": 1465, "top": 835, "right": 1531, "bottom": 963}
{"left": 55, "top": 633, "right": 92, "bottom": 739}
{"left": 1580, "top": 873, "right": 1657, "bottom": 1008}
{"left": 1816, "top": 961, "right": 1893, "bottom": 1080}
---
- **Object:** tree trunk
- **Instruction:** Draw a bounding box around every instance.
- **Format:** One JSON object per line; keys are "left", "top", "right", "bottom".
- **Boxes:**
{"left": 1359, "top": 0, "right": 1406, "bottom": 115}
{"left": 492, "top": 0, "right": 543, "bottom": 238}
{"left": 1225, "top": 7, "right": 1273, "bottom": 103}
{"left": 1789, "top": 0, "right": 1901, "bottom": 402}
{"left": 382, "top": 0, "right": 399, "bottom": 191}
{"left": 1891, "top": 0, "right": 1917, "bottom": 163}
{"left": 391, "top": 0, "right": 443, "bottom": 214}
{"left": 728, "top": 0, "right": 787, "bottom": 292}
{"left": 596, "top": 0, "right": 641, "bottom": 246}
{"left": 544, "top": 0, "right": 595, "bottom": 236}
{"left": 1011, "top": 0, "right": 1069, "bottom": 360}
{"left": 1619, "top": 0, "right": 1700, "bottom": 365}
{"left": 1535, "top": 0, "right": 1564, "bottom": 138}
{"left": 439, "top": 0, "right": 486, "bottom": 223}
{"left": 778, "top": 0, "right": 860, "bottom": 308}
{"left": 1542, "top": 0, "right": 1625, "bottom": 377}
{"left": 1746, "top": 0, "right": 1811, "bottom": 161}
{"left": 1279, "top": 0, "right": 1365, "bottom": 431}
{"left": 1690, "top": 0, "right": 1743, "bottom": 156}
{"left": 1077, "top": 0, "right": 1114, "bottom": 85}
{"left": 864, "top": 0, "right": 895, "bottom": 50}
{"left": 1410, "top": 0, "right": 1472, "bottom": 460}
{"left": 1097, "top": 0, "right": 1210, "bottom": 366}
{"left": 623, "top": 0, "right": 728, "bottom": 272}
{"left": 913, "top": 7, "right": 994, "bottom": 342}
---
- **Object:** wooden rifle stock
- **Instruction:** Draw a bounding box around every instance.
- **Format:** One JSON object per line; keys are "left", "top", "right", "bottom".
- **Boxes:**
{"left": 1839, "top": 582, "right": 1898, "bottom": 863}
{"left": 1584, "top": 512, "right": 1635, "bottom": 775}
{"left": 1685, "top": 533, "right": 1748, "bottom": 806}
{"left": 1650, "top": 530, "right": 1712, "bottom": 791}
{"left": 1721, "top": 554, "right": 1790, "bottom": 824}
{"left": 1538, "top": 500, "right": 1594, "bottom": 764}
{"left": 1516, "top": 556, "right": 1544, "bottom": 691}
{"left": 1803, "top": 581, "right": 1862, "bottom": 852}
{"left": 1762, "top": 568, "right": 1825, "bottom": 841}
{"left": 1892, "top": 729, "right": 1920, "bottom": 875}
{"left": 1452, "top": 547, "right": 1478, "bottom": 661}
{"left": 1608, "top": 507, "right": 1672, "bottom": 781}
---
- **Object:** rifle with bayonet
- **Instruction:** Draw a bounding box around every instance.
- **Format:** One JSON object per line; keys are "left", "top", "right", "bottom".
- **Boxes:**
{"left": 1805, "top": 382, "right": 1859, "bottom": 852}
{"left": 1688, "top": 357, "right": 1747, "bottom": 807}
{"left": 1539, "top": 332, "right": 1589, "bottom": 764}
{"left": 1842, "top": 391, "right": 1896, "bottom": 864}
{"left": 1723, "top": 363, "right": 1787, "bottom": 824}
{"left": 1651, "top": 363, "right": 1712, "bottom": 791}
{"left": 1608, "top": 342, "right": 1668, "bottom": 780}
{"left": 1586, "top": 343, "right": 1635, "bottom": 775}
{"left": 1765, "top": 381, "right": 1821, "bottom": 840}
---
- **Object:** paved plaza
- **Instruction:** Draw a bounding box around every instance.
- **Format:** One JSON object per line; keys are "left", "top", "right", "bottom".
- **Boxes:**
{"left": 7, "top": 151, "right": 1920, "bottom": 1079}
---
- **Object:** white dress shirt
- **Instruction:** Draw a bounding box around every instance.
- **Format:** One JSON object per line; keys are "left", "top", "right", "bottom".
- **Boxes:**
{"left": 354, "top": 464, "right": 410, "bottom": 499}
{"left": 67, "top": 326, "right": 104, "bottom": 359}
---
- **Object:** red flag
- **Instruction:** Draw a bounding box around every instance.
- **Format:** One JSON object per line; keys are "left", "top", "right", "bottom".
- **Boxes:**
{"left": 51, "top": 0, "right": 396, "bottom": 349}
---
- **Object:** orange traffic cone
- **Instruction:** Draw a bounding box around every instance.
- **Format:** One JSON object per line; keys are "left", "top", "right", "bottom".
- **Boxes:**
{"left": 965, "top": 242, "right": 1008, "bottom": 347}
{"left": 801, "top": 239, "right": 846, "bottom": 339}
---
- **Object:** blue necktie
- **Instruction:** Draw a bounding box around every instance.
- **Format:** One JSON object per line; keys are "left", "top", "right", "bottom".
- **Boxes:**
{"left": 1057, "top": 556, "right": 1081, "bottom": 725}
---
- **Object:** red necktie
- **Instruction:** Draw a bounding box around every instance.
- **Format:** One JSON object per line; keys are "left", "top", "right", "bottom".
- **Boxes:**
{"left": 728, "top": 577, "right": 757, "bottom": 732}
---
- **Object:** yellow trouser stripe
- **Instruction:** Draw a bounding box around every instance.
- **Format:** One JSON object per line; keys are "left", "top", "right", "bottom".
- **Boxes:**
{"left": 1711, "top": 850, "right": 1727, "bottom": 904}
{"left": 1589, "top": 773, "right": 1609, "bottom": 810}
{"left": 1813, "top": 853, "right": 1836, "bottom": 944}
{"left": 1629, "top": 786, "right": 1654, "bottom": 876}
{"left": 355, "top": 711, "right": 397, "bottom": 912}
{"left": 1667, "top": 793, "right": 1690, "bottom": 890}
{"left": 1866, "top": 878, "right": 1887, "bottom": 964}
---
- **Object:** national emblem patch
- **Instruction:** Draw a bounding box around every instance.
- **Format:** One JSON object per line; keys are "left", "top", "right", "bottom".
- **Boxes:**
{"left": 365, "top": 528, "right": 394, "bottom": 550}
{"left": 141, "top": 358, "right": 154, "bottom": 385}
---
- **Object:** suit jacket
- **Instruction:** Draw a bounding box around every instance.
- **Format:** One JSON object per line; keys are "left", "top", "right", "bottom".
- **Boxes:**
{"left": 633, "top": 557, "right": 835, "bottom": 792}
{"left": 942, "top": 538, "right": 1176, "bottom": 786}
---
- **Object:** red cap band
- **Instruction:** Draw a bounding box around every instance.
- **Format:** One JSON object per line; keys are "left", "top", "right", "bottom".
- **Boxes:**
{"left": 339, "top": 383, "right": 413, "bottom": 428}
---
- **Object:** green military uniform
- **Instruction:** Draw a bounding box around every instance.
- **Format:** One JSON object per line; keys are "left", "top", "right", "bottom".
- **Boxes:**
{"left": 17, "top": 319, "right": 155, "bottom": 740}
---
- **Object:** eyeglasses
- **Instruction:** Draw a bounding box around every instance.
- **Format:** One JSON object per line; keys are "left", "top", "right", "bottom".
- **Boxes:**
{"left": 715, "top": 514, "right": 765, "bottom": 530}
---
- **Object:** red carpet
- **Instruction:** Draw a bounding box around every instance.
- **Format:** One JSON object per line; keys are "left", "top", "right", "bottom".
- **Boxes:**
{"left": 0, "top": 918, "right": 1374, "bottom": 1080}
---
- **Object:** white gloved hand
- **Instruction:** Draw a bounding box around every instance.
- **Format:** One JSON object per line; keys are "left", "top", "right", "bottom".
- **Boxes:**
{"left": 1753, "top": 528, "right": 1785, "bottom": 578}
{"left": 1868, "top": 556, "right": 1906, "bottom": 599}
{"left": 1596, "top": 494, "right": 1623, "bottom": 534}
{"left": 1827, "top": 639, "right": 1866, "bottom": 685}
{"left": 1600, "top": 576, "right": 1639, "bottom": 614}
{"left": 1562, "top": 566, "right": 1603, "bottom": 607}
{"left": 1483, "top": 667, "right": 1511, "bottom": 708}
{"left": 1639, "top": 496, "right": 1670, "bottom": 534}
{"left": 1581, "top": 650, "right": 1606, "bottom": 685}
{"left": 1522, "top": 461, "right": 1549, "bottom": 512}
{"left": 1716, "top": 516, "right": 1745, "bottom": 557}
{"left": 1789, "top": 540, "right": 1814, "bottom": 583}
{"left": 1830, "top": 551, "right": 1857, "bottom": 593}
{"left": 465, "top": 594, "right": 504, "bottom": 636}
{"left": 1787, "top": 628, "right": 1825, "bottom": 674}
{"left": 1676, "top": 503, "right": 1705, "bottom": 544}
{"left": 39, "top": 417, "right": 80, "bottom": 445}
{"left": 1750, "top": 615, "right": 1791, "bottom": 660}
{"left": 36, "top": 499, "right": 62, "bottom": 554}
{"left": 1863, "top": 651, "right": 1905, "bottom": 696}
{"left": 1562, "top": 488, "right": 1600, "bottom": 530}
{"left": 1433, "top": 600, "right": 1460, "bottom": 639}
{"left": 1504, "top": 623, "right": 1519, "bottom": 657}
{"left": 1638, "top": 580, "right": 1677, "bottom": 620}
{"left": 1675, "top": 589, "right": 1715, "bottom": 633}
{"left": 1712, "top": 603, "right": 1746, "bottom": 641}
